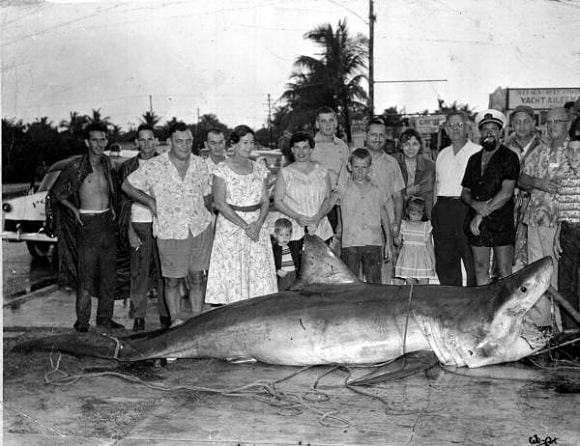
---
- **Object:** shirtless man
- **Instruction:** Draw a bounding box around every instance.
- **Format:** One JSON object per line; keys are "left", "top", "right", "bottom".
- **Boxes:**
{"left": 51, "top": 122, "right": 123, "bottom": 332}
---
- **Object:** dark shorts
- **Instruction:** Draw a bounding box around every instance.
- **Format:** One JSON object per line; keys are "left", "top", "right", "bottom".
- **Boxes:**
{"left": 157, "top": 225, "right": 213, "bottom": 278}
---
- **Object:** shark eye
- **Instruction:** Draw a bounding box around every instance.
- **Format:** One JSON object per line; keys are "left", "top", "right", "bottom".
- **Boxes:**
{"left": 520, "top": 286, "right": 527, "bottom": 293}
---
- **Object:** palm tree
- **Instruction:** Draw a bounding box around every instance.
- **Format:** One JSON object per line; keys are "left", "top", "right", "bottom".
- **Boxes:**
{"left": 87, "top": 108, "right": 112, "bottom": 128}
{"left": 282, "top": 19, "right": 368, "bottom": 143}
{"left": 60, "top": 111, "right": 87, "bottom": 138}
{"left": 139, "top": 111, "right": 161, "bottom": 128}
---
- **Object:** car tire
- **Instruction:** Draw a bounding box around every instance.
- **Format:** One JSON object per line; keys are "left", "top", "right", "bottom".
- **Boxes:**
{"left": 26, "top": 241, "right": 53, "bottom": 258}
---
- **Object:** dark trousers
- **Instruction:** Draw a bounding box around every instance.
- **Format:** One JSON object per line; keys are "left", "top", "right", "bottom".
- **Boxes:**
{"left": 432, "top": 197, "right": 476, "bottom": 287}
{"left": 558, "top": 221, "right": 580, "bottom": 330}
{"left": 278, "top": 270, "right": 297, "bottom": 291}
{"left": 129, "top": 222, "right": 168, "bottom": 319}
{"left": 341, "top": 245, "right": 382, "bottom": 284}
{"left": 76, "top": 211, "right": 117, "bottom": 326}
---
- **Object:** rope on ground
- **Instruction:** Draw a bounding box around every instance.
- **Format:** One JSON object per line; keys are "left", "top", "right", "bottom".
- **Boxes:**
{"left": 43, "top": 353, "right": 350, "bottom": 428}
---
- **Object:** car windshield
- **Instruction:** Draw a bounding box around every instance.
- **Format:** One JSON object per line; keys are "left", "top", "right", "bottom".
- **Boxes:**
{"left": 37, "top": 171, "right": 61, "bottom": 192}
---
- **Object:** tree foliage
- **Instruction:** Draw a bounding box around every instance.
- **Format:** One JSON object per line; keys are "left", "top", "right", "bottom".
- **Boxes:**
{"left": 280, "top": 19, "right": 368, "bottom": 143}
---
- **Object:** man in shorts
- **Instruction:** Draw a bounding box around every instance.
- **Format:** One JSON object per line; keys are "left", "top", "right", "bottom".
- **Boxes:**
{"left": 122, "top": 122, "right": 213, "bottom": 327}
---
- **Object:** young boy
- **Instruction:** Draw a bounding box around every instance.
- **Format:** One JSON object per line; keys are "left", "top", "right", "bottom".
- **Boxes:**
{"left": 339, "top": 148, "right": 392, "bottom": 284}
{"left": 272, "top": 218, "right": 302, "bottom": 291}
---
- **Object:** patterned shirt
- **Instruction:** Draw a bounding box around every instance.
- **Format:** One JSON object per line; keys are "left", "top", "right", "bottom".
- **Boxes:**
{"left": 523, "top": 139, "right": 569, "bottom": 227}
{"left": 555, "top": 148, "right": 580, "bottom": 223}
{"left": 340, "top": 179, "right": 388, "bottom": 248}
{"left": 127, "top": 152, "right": 212, "bottom": 239}
{"left": 311, "top": 132, "right": 350, "bottom": 192}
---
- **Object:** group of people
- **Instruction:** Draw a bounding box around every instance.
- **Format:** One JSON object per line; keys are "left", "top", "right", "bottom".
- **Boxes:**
{"left": 49, "top": 99, "right": 580, "bottom": 334}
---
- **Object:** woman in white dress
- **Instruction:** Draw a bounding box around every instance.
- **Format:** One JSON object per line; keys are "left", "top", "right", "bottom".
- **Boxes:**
{"left": 205, "top": 125, "right": 277, "bottom": 304}
{"left": 274, "top": 132, "right": 334, "bottom": 245}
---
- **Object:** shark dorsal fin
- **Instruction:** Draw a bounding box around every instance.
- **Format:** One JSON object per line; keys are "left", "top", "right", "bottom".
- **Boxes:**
{"left": 291, "top": 235, "right": 360, "bottom": 290}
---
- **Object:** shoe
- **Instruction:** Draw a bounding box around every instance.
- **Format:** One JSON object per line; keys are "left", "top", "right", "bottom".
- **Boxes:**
{"left": 159, "top": 316, "right": 171, "bottom": 329}
{"left": 73, "top": 321, "right": 89, "bottom": 333}
{"left": 133, "top": 318, "right": 145, "bottom": 332}
{"left": 96, "top": 319, "right": 125, "bottom": 330}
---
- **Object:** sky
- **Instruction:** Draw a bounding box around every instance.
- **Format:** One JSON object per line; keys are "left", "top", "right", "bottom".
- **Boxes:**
{"left": 1, "top": 0, "right": 579, "bottom": 131}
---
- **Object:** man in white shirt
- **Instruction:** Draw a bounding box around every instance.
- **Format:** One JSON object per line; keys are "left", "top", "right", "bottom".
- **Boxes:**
{"left": 118, "top": 124, "right": 169, "bottom": 331}
{"left": 432, "top": 111, "right": 480, "bottom": 286}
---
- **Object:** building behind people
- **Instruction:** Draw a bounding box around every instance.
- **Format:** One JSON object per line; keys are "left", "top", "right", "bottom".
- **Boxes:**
{"left": 339, "top": 148, "right": 392, "bottom": 284}
{"left": 310, "top": 106, "right": 350, "bottom": 232}
{"left": 432, "top": 111, "right": 480, "bottom": 287}
{"left": 274, "top": 131, "right": 334, "bottom": 245}
{"left": 361, "top": 118, "right": 405, "bottom": 284}
{"left": 49, "top": 122, "right": 122, "bottom": 332}
{"left": 271, "top": 217, "right": 301, "bottom": 291}
{"left": 118, "top": 124, "right": 169, "bottom": 331}
{"left": 554, "top": 135, "right": 580, "bottom": 330}
{"left": 506, "top": 105, "right": 543, "bottom": 271}
{"left": 123, "top": 121, "right": 213, "bottom": 327}
{"left": 393, "top": 128, "right": 435, "bottom": 218}
{"left": 205, "top": 125, "right": 277, "bottom": 304}
{"left": 461, "top": 110, "right": 520, "bottom": 285}
{"left": 394, "top": 196, "right": 437, "bottom": 285}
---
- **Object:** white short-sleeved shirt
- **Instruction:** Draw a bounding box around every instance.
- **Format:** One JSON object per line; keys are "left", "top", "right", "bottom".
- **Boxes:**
{"left": 435, "top": 140, "right": 481, "bottom": 197}
{"left": 127, "top": 152, "right": 212, "bottom": 240}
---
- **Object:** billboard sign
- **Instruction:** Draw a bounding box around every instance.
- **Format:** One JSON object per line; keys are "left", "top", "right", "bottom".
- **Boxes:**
{"left": 409, "top": 114, "right": 446, "bottom": 134}
{"left": 507, "top": 88, "right": 580, "bottom": 110}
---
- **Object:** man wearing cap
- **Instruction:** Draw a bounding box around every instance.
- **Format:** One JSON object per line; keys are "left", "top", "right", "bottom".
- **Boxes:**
{"left": 506, "top": 105, "right": 542, "bottom": 271}
{"left": 461, "top": 110, "right": 520, "bottom": 285}
{"left": 519, "top": 107, "right": 571, "bottom": 327}
{"left": 432, "top": 111, "right": 479, "bottom": 287}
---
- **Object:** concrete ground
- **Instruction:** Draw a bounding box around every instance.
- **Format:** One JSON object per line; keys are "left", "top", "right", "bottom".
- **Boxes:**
{"left": 3, "top": 286, "right": 580, "bottom": 446}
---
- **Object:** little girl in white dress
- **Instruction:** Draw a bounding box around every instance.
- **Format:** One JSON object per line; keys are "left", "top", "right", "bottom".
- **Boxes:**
{"left": 395, "top": 197, "right": 437, "bottom": 284}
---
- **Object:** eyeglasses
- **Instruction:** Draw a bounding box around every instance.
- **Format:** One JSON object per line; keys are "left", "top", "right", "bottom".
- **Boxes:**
{"left": 546, "top": 120, "right": 569, "bottom": 125}
{"left": 447, "top": 122, "right": 465, "bottom": 129}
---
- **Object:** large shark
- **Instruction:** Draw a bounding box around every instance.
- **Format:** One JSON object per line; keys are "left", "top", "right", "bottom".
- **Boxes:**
{"left": 14, "top": 235, "right": 554, "bottom": 369}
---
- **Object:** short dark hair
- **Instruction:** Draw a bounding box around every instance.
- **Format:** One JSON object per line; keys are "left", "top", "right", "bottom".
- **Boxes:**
{"left": 399, "top": 128, "right": 424, "bottom": 150}
{"left": 230, "top": 125, "right": 254, "bottom": 144}
{"left": 366, "top": 117, "right": 386, "bottom": 132}
{"left": 564, "top": 101, "right": 575, "bottom": 111}
{"left": 446, "top": 110, "right": 467, "bottom": 122}
{"left": 274, "top": 217, "right": 293, "bottom": 232}
{"left": 136, "top": 124, "right": 155, "bottom": 136}
{"left": 168, "top": 121, "right": 190, "bottom": 138}
{"left": 315, "top": 106, "right": 336, "bottom": 118}
{"left": 405, "top": 196, "right": 429, "bottom": 221}
{"left": 206, "top": 127, "right": 224, "bottom": 140}
{"left": 289, "top": 131, "right": 314, "bottom": 149}
{"left": 84, "top": 122, "right": 108, "bottom": 139}
{"left": 350, "top": 148, "right": 372, "bottom": 166}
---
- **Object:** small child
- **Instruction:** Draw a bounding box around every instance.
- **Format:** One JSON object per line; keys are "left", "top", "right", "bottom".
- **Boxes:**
{"left": 339, "top": 148, "right": 392, "bottom": 284}
{"left": 272, "top": 218, "right": 301, "bottom": 291}
{"left": 395, "top": 197, "right": 437, "bottom": 285}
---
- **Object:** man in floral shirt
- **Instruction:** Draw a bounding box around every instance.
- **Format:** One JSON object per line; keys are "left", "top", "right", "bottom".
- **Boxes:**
{"left": 122, "top": 122, "right": 213, "bottom": 327}
{"left": 519, "top": 107, "right": 571, "bottom": 327}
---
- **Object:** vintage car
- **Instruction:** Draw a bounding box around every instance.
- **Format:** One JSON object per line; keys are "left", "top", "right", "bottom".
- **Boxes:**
{"left": 2, "top": 150, "right": 138, "bottom": 258}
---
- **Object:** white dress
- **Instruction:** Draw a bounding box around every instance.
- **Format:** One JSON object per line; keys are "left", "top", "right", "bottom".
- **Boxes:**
{"left": 280, "top": 163, "right": 334, "bottom": 241}
{"left": 205, "top": 162, "right": 277, "bottom": 304}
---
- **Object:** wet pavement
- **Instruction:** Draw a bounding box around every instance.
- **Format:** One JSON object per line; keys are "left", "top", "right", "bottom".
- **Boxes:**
{"left": 2, "top": 241, "right": 57, "bottom": 302}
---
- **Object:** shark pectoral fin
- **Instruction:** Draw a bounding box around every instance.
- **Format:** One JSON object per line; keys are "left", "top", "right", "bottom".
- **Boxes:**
{"left": 225, "top": 356, "right": 258, "bottom": 364}
{"left": 347, "top": 351, "right": 438, "bottom": 386}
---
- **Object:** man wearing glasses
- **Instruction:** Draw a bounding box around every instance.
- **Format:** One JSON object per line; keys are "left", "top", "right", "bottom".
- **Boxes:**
{"left": 432, "top": 111, "right": 480, "bottom": 286}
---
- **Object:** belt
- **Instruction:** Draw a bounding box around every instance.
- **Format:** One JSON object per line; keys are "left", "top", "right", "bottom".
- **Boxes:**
{"left": 230, "top": 203, "right": 261, "bottom": 212}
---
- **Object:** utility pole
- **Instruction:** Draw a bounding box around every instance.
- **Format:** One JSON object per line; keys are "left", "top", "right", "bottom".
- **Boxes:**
{"left": 267, "top": 93, "right": 273, "bottom": 148}
{"left": 369, "top": 0, "right": 375, "bottom": 119}
{"left": 149, "top": 95, "right": 153, "bottom": 113}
